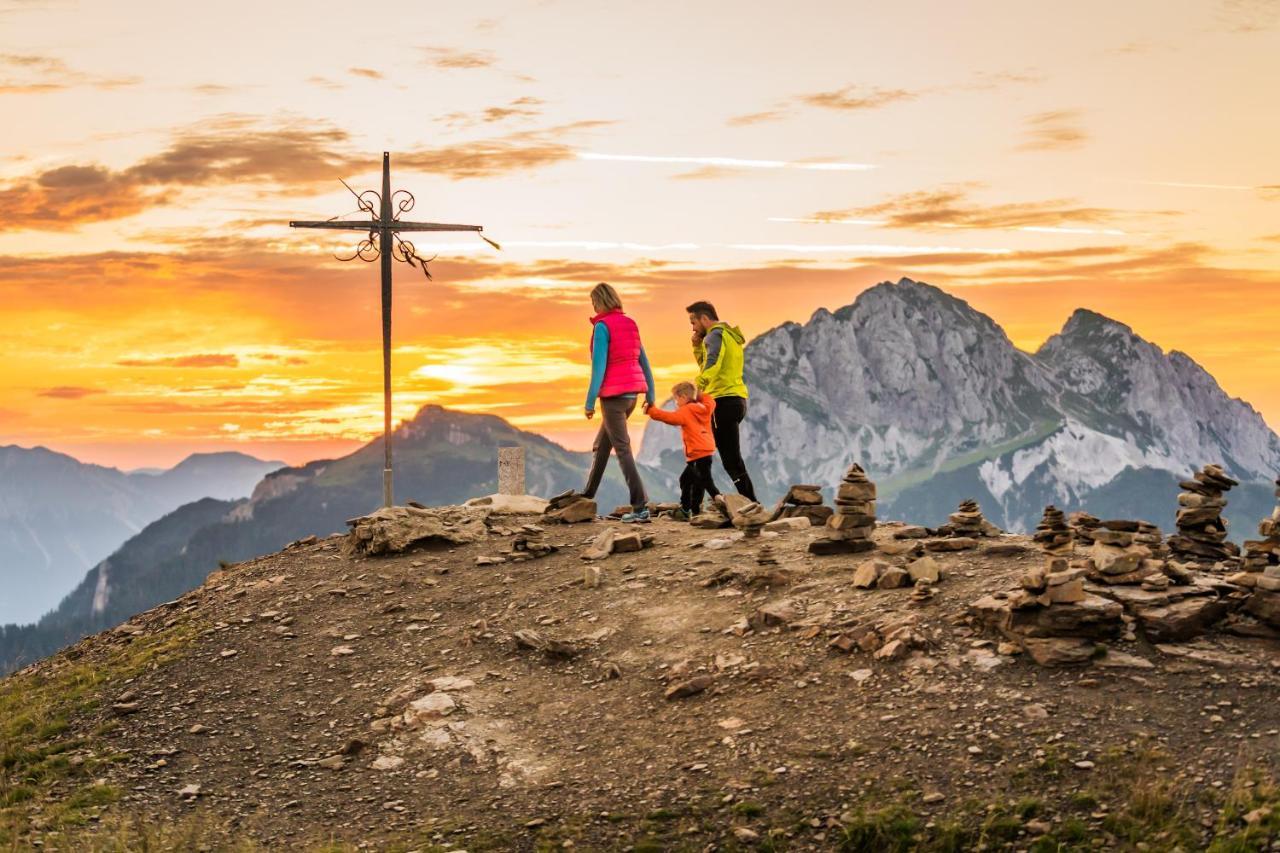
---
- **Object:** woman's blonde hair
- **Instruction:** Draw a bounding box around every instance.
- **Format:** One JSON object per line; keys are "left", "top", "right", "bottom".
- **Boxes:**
{"left": 590, "top": 282, "right": 623, "bottom": 313}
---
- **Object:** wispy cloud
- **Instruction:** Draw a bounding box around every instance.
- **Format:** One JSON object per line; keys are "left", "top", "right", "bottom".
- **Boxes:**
{"left": 577, "top": 152, "right": 876, "bottom": 171}
{"left": 800, "top": 85, "right": 917, "bottom": 111}
{"left": 727, "top": 243, "right": 1014, "bottom": 255}
{"left": 116, "top": 353, "right": 240, "bottom": 368}
{"left": 798, "top": 187, "right": 1149, "bottom": 233}
{"left": 1216, "top": 0, "right": 1278, "bottom": 32}
{"left": 348, "top": 67, "right": 383, "bottom": 80}
{"left": 1018, "top": 110, "right": 1088, "bottom": 151}
{"left": 0, "top": 52, "right": 139, "bottom": 94}
{"left": 443, "top": 96, "right": 543, "bottom": 127}
{"left": 37, "top": 385, "right": 104, "bottom": 399}
{"left": 420, "top": 46, "right": 496, "bottom": 69}
{"left": 0, "top": 117, "right": 609, "bottom": 230}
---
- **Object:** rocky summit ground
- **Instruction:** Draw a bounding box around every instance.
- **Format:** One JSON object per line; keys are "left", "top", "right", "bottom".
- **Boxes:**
{"left": 3, "top": 510, "right": 1280, "bottom": 852}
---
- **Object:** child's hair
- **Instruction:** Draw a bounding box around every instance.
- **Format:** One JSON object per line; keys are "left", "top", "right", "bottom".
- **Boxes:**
{"left": 590, "top": 282, "right": 623, "bottom": 312}
{"left": 672, "top": 381, "right": 697, "bottom": 399}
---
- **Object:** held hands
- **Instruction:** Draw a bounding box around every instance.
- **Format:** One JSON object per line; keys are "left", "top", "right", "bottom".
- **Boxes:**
{"left": 641, "top": 400, "right": 652, "bottom": 413}
{"left": 585, "top": 407, "right": 594, "bottom": 420}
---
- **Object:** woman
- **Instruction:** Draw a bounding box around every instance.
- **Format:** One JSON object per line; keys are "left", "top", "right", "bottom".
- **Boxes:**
{"left": 581, "top": 282, "right": 656, "bottom": 522}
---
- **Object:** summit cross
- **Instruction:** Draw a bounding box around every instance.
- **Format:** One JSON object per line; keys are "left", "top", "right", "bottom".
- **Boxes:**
{"left": 290, "top": 151, "right": 493, "bottom": 508}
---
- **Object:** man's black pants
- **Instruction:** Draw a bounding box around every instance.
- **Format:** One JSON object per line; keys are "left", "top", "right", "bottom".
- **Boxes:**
{"left": 711, "top": 395, "right": 757, "bottom": 501}
{"left": 679, "top": 455, "right": 720, "bottom": 515}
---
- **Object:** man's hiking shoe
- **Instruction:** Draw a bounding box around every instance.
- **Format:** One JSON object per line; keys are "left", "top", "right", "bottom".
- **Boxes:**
{"left": 669, "top": 509, "right": 690, "bottom": 522}
{"left": 621, "top": 508, "right": 651, "bottom": 524}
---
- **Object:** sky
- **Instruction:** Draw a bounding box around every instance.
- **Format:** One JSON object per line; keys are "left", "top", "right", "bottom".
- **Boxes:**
{"left": 1, "top": 0, "right": 1278, "bottom": 470}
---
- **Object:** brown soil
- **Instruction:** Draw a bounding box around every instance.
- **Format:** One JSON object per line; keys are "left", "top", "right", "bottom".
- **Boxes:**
{"left": 11, "top": 515, "right": 1280, "bottom": 851}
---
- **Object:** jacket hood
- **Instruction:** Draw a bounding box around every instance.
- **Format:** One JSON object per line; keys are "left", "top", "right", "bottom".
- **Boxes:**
{"left": 714, "top": 322, "right": 745, "bottom": 344}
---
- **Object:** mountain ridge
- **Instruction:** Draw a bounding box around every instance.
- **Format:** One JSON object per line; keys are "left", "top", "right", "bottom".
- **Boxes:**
{"left": 638, "top": 277, "right": 1280, "bottom": 532}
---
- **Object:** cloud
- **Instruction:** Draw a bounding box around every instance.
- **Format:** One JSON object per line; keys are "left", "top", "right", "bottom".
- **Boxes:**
{"left": 37, "top": 385, "right": 104, "bottom": 399}
{"left": 400, "top": 121, "right": 612, "bottom": 179}
{"left": 0, "top": 52, "right": 139, "bottom": 94}
{"left": 442, "top": 96, "right": 543, "bottom": 127}
{"left": 804, "top": 186, "right": 1150, "bottom": 232}
{"left": 420, "top": 46, "right": 496, "bottom": 69}
{"left": 577, "top": 152, "right": 876, "bottom": 171}
{"left": 1018, "top": 110, "right": 1088, "bottom": 151}
{"left": 1217, "top": 0, "right": 1278, "bottom": 32}
{"left": 1, "top": 116, "right": 600, "bottom": 229}
{"left": 116, "top": 354, "right": 240, "bottom": 368}
{"left": 726, "top": 109, "right": 790, "bottom": 127}
{"left": 800, "top": 85, "right": 917, "bottom": 112}
{"left": 348, "top": 67, "right": 383, "bottom": 80}
{"left": 727, "top": 71, "right": 1038, "bottom": 125}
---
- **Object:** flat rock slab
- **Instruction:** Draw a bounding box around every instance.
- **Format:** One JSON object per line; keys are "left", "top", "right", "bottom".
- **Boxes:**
{"left": 344, "top": 506, "right": 489, "bottom": 557}
{"left": 464, "top": 494, "right": 549, "bottom": 514}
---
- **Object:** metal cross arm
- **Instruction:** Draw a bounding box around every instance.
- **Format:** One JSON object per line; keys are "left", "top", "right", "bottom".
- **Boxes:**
{"left": 288, "top": 220, "right": 485, "bottom": 233}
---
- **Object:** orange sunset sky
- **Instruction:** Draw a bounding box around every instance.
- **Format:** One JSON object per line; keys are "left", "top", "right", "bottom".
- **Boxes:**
{"left": 2, "top": 0, "right": 1278, "bottom": 470}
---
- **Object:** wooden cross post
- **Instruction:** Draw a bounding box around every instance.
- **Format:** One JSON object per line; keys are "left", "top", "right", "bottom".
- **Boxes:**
{"left": 291, "top": 152, "right": 490, "bottom": 508}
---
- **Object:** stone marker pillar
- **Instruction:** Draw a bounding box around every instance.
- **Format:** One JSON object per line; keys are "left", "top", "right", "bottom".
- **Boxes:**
{"left": 498, "top": 446, "right": 526, "bottom": 496}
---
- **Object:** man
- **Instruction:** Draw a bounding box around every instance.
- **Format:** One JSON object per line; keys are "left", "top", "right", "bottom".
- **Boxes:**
{"left": 687, "top": 300, "right": 757, "bottom": 502}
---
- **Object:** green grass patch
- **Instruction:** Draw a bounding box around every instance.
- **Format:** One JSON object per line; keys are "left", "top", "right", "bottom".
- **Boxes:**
{"left": 0, "top": 622, "right": 196, "bottom": 846}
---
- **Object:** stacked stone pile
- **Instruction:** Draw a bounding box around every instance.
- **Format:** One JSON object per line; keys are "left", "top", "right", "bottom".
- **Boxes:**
{"left": 1241, "top": 478, "right": 1280, "bottom": 573}
{"left": 939, "top": 498, "right": 1001, "bottom": 538}
{"left": 1086, "top": 521, "right": 1159, "bottom": 586}
{"left": 1168, "top": 464, "right": 1238, "bottom": 563}
{"left": 809, "top": 463, "right": 877, "bottom": 555}
{"left": 1032, "top": 505, "right": 1073, "bottom": 555}
{"left": 769, "top": 484, "right": 835, "bottom": 526}
{"left": 756, "top": 543, "right": 779, "bottom": 568}
{"left": 503, "top": 525, "right": 557, "bottom": 562}
{"left": 970, "top": 507, "right": 1124, "bottom": 665}
{"left": 732, "top": 501, "right": 770, "bottom": 538}
{"left": 1068, "top": 511, "right": 1101, "bottom": 545}
{"left": 1240, "top": 478, "right": 1280, "bottom": 629}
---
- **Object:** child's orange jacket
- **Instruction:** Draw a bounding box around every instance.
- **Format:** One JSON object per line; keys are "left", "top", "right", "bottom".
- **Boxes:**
{"left": 646, "top": 394, "right": 716, "bottom": 461}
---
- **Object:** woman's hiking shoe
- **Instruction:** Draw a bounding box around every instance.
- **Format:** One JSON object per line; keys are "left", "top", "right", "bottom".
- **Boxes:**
{"left": 621, "top": 508, "right": 651, "bottom": 524}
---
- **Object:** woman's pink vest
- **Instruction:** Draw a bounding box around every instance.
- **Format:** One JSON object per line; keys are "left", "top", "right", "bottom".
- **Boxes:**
{"left": 591, "top": 309, "right": 647, "bottom": 398}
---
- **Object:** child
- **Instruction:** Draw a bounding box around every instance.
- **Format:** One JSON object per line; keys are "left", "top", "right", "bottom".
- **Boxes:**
{"left": 646, "top": 381, "right": 721, "bottom": 519}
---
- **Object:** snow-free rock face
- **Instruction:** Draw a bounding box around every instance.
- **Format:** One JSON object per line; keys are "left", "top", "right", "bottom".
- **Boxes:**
{"left": 638, "top": 278, "right": 1280, "bottom": 533}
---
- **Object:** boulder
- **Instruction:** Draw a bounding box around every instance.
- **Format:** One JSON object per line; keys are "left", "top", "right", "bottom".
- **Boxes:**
{"left": 784, "top": 485, "right": 824, "bottom": 505}
{"left": 343, "top": 505, "right": 489, "bottom": 557}
{"left": 464, "top": 493, "right": 549, "bottom": 514}
{"left": 907, "top": 556, "right": 942, "bottom": 584}
{"left": 852, "top": 561, "right": 884, "bottom": 589}
{"left": 1131, "top": 597, "right": 1236, "bottom": 643}
{"left": 764, "top": 516, "right": 812, "bottom": 533}
{"left": 1021, "top": 637, "right": 1101, "bottom": 666}
{"left": 1244, "top": 590, "right": 1280, "bottom": 628}
{"left": 926, "top": 537, "right": 978, "bottom": 552}
{"left": 877, "top": 566, "right": 910, "bottom": 589}
{"left": 545, "top": 497, "right": 597, "bottom": 524}
{"left": 1088, "top": 542, "right": 1151, "bottom": 575}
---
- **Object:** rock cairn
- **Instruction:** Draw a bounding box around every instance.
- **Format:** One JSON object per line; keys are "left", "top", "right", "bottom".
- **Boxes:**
{"left": 1086, "top": 520, "right": 1163, "bottom": 587}
{"left": 941, "top": 498, "right": 1001, "bottom": 538}
{"left": 970, "top": 505, "right": 1126, "bottom": 665}
{"left": 732, "top": 502, "right": 770, "bottom": 538}
{"left": 1242, "top": 478, "right": 1280, "bottom": 573}
{"left": 544, "top": 491, "right": 597, "bottom": 524}
{"left": 1032, "top": 505, "right": 1073, "bottom": 555}
{"left": 1239, "top": 478, "right": 1280, "bottom": 630}
{"left": 503, "top": 525, "right": 557, "bottom": 562}
{"left": 769, "top": 484, "right": 835, "bottom": 527}
{"left": 971, "top": 554, "right": 1124, "bottom": 665}
{"left": 1168, "top": 464, "right": 1238, "bottom": 563}
{"left": 756, "top": 543, "right": 779, "bottom": 568}
{"left": 1068, "top": 511, "right": 1101, "bottom": 545}
{"left": 810, "top": 463, "right": 877, "bottom": 555}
